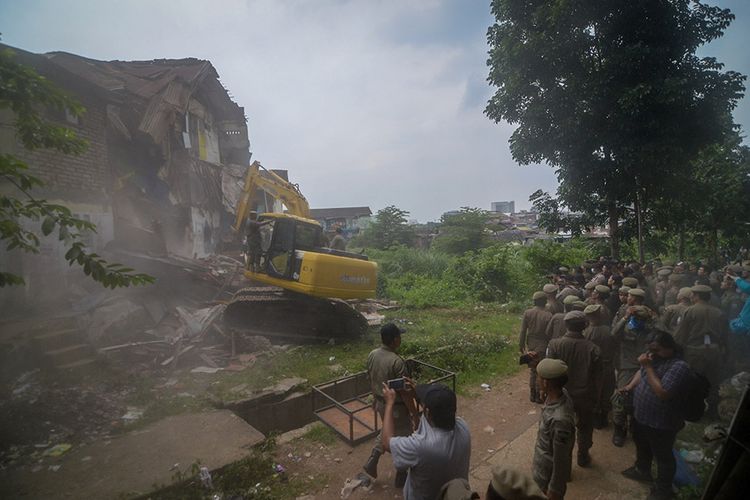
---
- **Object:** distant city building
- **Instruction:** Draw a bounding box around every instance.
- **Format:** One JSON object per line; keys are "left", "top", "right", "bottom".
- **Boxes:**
{"left": 491, "top": 201, "right": 515, "bottom": 214}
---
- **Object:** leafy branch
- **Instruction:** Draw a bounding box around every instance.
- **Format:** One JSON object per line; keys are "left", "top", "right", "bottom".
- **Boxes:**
{"left": 0, "top": 46, "right": 154, "bottom": 288}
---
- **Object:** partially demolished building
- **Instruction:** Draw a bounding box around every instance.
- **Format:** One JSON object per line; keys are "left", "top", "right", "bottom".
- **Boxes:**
{"left": 0, "top": 43, "right": 253, "bottom": 308}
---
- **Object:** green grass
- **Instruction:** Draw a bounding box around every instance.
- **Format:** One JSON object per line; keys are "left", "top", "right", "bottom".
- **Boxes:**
{"left": 301, "top": 423, "right": 337, "bottom": 445}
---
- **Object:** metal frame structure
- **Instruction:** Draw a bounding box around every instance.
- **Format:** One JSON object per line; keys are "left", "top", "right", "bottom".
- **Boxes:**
{"left": 311, "top": 359, "right": 456, "bottom": 446}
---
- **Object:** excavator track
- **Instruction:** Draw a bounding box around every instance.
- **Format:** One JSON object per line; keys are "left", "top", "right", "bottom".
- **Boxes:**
{"left": 223, "top": 286, "right": 368, "bottom": 341}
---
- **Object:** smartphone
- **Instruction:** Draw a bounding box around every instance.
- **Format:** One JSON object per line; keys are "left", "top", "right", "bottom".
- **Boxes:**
{"left": 387, "top": 377, "right": 406, "bottom": 390}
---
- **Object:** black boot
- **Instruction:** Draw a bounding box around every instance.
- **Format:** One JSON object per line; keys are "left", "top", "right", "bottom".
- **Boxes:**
{"left": 612, "top": 424, "right": 626, "bottom": 447}
{"left": 363, "top": 451, "right": 380, "bottom": 478}
{"left": 594, "top": 412, "right": 608, "bottom": 429}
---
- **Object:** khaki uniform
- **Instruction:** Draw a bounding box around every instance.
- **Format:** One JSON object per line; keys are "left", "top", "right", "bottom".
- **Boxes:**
{"left": 532, "top": 389, "right": 576, "bottom": 497}
{"left": 547, "top": 332, "right": 601, "bottom": 454}
{"left": 545, "top": 312, "right": 567, "bottom": 340}
{"left": 584, "top": 324, "right": 616, "bottom": 417}
{"left": 366, "top": 346, "right": 413, "bottom": 457}
{"left": 660, "top": 302, "right": 689, "bottom": 334}
{"left": 654, "top": 280, "right": 669, "bottom": 308}
{"left": 664, "top": 286, "right": 680, "bottom": 308}
{"left": 557, "top": 287, "right": 582, "bottom": 301}
{"left": 675, "top": 302, "right": 727, "bottom": 412}
{"left": 521, "top": 306, "right": 553, "bottom": 401}
{"left": 611, "top": 316, "right": 653, "bottom": 428}
{"left": 545, "top": 300, "right": 564, "bottom": 315}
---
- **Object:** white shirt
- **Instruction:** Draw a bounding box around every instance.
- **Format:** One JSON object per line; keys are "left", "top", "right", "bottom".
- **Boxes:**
{"left": 390, "top": 415, "right": 471, "bottom": 500}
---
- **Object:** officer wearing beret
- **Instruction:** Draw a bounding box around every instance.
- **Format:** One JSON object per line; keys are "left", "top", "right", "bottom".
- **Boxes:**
{"left": 531, "top": 359, "right": 575, "bottom": 499}
{"left": 546, "top": 311, "right": 601, "bottom": 467}
{"left": 520, "top": 292, "right": 554, "bottom": 403}
{"left": 674, "top": 284, "right": 727, "bottom": 418}
{"left": 584, "top": 304, "right": 616, "bottom": 429}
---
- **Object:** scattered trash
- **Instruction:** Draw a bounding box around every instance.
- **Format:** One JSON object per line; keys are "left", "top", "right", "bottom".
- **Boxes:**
{"left": 483, "top": 425, "right": 495, "bottom": 434}
{"left": 528, "top": 410, "right": 536, "bottom": 415}
{"left": 81, "top": 456, "right": 92, "bottom": 462}
{"left": 480, "top": 383, "right": 491, "bottom": 391}
{"left": 304, "top": 452, "right": 312, "bottom": 458}
{"left": 704, "top": 423, "right": 728, "bottom": 442}
{"left": 730, "top": 372, "right": 750, "bottom": 389}
{"left": 680, "top": 449, "right": 705, "bottom": 464}
{"left": 674, "top": 450, "right": 700, "bottom": 486}
{"left": 121, "top": 407, "right": 144, "bottom": 422}
{"left": 341, "top": 475, "right": 368, "bottom": 499}
{"left": 170, "top": 463, "right": 180, "bottom": 471}
{"left": 333, "top": 457, "right": 342, "bottom": 463}
{"left": 43, "top": 443, "right": 72, "bottom": 457}
{"left": 199, "top": 466, "right": 213, "bottom": 489}
{"left": 191, "top": 366, "right": 223, "bottom": 374}
{"left": 328, "top": 356, "right": 336, "bottom": 362}
{"left": 274, "top": 464, "right": 286, "bottom": 473}
{"left": 48, "top": 465, "right": 61, "bottom": 472}
{"left": 487, "top": 449, "right": 495, "bottom": 453}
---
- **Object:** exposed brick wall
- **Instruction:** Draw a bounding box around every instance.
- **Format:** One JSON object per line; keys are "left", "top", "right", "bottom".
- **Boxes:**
{"left": 13, "top": 93, "right": 108, "bottom": 194}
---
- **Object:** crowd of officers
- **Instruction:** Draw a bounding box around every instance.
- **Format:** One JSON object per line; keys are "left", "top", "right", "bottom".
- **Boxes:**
{"left": 358, "top": 259, "right": 749, "bottom": 500}
{"left": 519, "top": 258, "right": 750, "bottom": 500}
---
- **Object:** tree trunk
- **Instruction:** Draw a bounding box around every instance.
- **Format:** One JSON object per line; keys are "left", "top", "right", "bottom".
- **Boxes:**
{"left": 608, "top": 202, "right": 620, "bottom": 260}
{"left": 635, "top": 191, "right": 645, "bottom": 264}
{"left": 678, "top": 225, "right": 685, "bottom": 261}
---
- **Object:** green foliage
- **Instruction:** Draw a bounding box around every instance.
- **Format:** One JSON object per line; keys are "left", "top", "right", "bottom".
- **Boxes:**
{"left": 521, "top": 239, "right": 595, "bottom": 277}
{"left": 355, "top": 205, "right": 415, "bottom": 249}
{"left": 486, "top": 0, "right": 746, "bottom": 258}
{"left": 432, "top": 207, "right": 490, "bottom": 255}
{"left": 301, "top": 423, "right": 337, "bottom": 445}
{"left": 370, "top": 239, "right": 597, "bottom": 307}
{"left": 0, "top": 47, "right": 153, "bottom": 288}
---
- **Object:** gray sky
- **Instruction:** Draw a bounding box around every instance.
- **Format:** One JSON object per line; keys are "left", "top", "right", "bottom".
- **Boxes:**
{"left": 2, "top": 0, "right": 748, "bottom": 222}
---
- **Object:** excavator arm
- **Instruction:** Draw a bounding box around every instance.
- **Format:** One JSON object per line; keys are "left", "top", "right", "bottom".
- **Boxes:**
{"left": 233, "top": 160, "right": 311, "bottom": 232}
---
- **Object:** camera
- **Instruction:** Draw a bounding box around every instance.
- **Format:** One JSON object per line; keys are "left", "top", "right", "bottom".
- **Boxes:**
{"left": 519, "top": 353, "right": 534, "bottom": 365}
{"left": 387, "top": 377, "right": 406, "bottom": 390}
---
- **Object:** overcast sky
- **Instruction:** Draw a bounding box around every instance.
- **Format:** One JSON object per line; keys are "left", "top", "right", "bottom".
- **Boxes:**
{"left": 2, "top": 1, "right": 748, "bottom": 222}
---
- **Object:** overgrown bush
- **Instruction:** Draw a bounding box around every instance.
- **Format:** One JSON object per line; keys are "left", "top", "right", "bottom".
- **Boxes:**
{"left": 366, "top": 239, "right": 598, "bottom": 308}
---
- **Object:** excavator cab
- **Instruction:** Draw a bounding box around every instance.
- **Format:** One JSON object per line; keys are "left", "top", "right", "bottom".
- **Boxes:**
{"left": 245, "top": 213, "right": 376, "bottom": 300}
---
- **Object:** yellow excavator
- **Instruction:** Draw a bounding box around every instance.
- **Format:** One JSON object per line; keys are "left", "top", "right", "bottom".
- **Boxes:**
{"left": 224, "top": 161, "right": 378, "bottom": 340}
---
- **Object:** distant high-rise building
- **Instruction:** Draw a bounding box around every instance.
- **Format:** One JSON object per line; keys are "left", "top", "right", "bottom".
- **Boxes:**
{"left": 491, "top": 201, "right": 515, "bottom": 214}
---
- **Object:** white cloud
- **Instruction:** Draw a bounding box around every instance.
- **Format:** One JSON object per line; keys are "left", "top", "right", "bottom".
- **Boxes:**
{"left": 1, "top": 0, "right": 560, "bottom": 221}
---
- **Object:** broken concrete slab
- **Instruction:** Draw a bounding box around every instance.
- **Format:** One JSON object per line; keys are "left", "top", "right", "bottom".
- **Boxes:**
{"left": 0, "top": 410, "right": 264, "bottom": 499}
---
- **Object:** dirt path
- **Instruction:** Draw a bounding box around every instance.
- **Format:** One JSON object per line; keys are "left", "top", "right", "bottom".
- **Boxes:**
{"left": 277, "top": 370, "right": 648, "bottom": 499}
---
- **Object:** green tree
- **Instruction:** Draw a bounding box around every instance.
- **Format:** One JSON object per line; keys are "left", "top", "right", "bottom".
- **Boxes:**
{"left": 486, "top": 0, "right": 746, "bottom": 260}
{"left": 432, "top": 207, "right": 490, "bottom": 255}
{"left": 0, "top": 47, "right": 153, "bottom": 288}
{"left": 360, "top": 205, "right": 415, "bottom": 249}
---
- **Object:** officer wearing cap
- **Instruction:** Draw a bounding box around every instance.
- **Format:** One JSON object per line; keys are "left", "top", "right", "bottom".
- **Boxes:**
{"left": 544, "top": 284, "right": 564, "bottom": 315}
{"left": 485, "top": 465, "right": 546, "bottom": 500}
{"left": 361, "top": 323, "right": 418, "bottom": 484}
{"left": 654, "top": 268, "right": 672, "bottom": 309}
{"left": 383, "top": 383, "right": 471, "bottom": 500}
{"left": 530, "top": 358, "right": 575, "bottom": 498}
{"left": 674, "top": 284, "right": 727, "bottom": 418}
{"left": 663, "top": 274, "right": 683, "bottom": 308}
{"left": 520, "top": 292, "right": 554, "bottom": 403}
{"left": 660, "top": 287, "right": 692, "bottom": 334}
{"left": 591, "top": 285, "right": 613, "bottom": 325}
{"left": 611, "top": 291, "right": 655, "bottom": 447}
{"left": 546, "top": 295, "right": 579, "bottom": 341}
{"left": 584, "top": 304, "right": 616, "bottom": 429}
{"left": 546, "top": 311, "right": 601, "bottom": 467}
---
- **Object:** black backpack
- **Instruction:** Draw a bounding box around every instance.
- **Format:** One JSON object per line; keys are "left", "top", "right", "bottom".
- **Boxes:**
{"left": 678, "top": 369, "right": 711, "bottom": 422}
